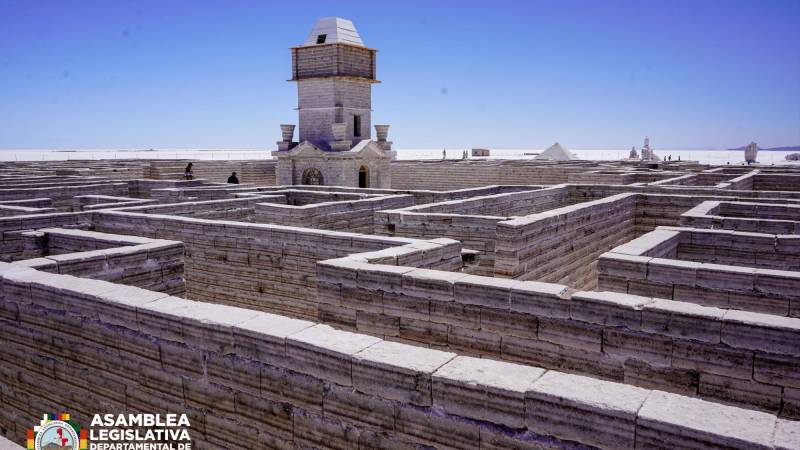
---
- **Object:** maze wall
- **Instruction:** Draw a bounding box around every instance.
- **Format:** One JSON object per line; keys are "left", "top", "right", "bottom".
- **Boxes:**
{"left": 0, "top": 162, "right": 799, "bottom": 450}
{"left": 1, "top": 263, "right": 796, "bottom": 450}
{"left": 92, "top": 210, "right": 429, "bottom": 320}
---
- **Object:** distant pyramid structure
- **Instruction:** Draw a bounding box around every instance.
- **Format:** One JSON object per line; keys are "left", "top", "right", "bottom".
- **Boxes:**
{"left": 535, "top": 142, "right": 579, "bottom": 161}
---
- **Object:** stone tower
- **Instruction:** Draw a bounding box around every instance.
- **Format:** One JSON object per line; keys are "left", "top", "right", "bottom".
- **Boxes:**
{"left": 640, "top": 136, "right": 659, "bottom": 161}
{"left": 744, "top": 142, "right": 758, "bottom": 164}
{"left": 294, "top": 17, "right": 375, "bottom": 150}
{"left": 273, "top": 17, "right": 393, "bottom": 188}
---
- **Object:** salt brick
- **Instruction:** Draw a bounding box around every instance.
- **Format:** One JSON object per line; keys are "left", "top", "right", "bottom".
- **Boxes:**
{"left": 722, "top": 310, "right": 800, "bottom": 357}
{"left": 526, "top": 371, "right": 648, "bottom": 449}
{"left": 636, "top": 390, "right": 776, "bottom": 449}
{"left": 286, "top": 324, "right": 381, "bottom": 387}
{"left": 642, "top": 299, "right": 724, "bottom": 343}
{"left": 537, "top": 318, "right": 602, "bottom": 353}
{"left": 509, "top": 281, "right": 571, "bottom": 319}
{"left": 570, "top": 291, "right": 652, "bottom": 328}
{"left": 352, "top": 340, "right": 455, "bottom": 406}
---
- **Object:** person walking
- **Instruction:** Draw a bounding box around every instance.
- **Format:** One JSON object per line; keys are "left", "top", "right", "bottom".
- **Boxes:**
{"left": 184, "top": 162, "right": 194, "bottom": 180}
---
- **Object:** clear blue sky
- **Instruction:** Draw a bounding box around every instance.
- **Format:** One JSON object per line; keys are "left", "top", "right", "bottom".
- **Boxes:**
{"left": 1, "top": 0, "right": 798, "bottom": 150}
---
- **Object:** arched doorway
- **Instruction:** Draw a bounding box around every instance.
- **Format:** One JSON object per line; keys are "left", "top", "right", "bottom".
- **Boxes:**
{"left": 358, "top": 165, "right": 369, "bottom": 188}
{"left": 302, "top": 168, "right": 323, "bottom": 185}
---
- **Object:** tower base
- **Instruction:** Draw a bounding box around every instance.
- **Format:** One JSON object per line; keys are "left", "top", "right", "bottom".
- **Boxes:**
{"left": 272, "top": 140, "right": 392, "bottom": 188}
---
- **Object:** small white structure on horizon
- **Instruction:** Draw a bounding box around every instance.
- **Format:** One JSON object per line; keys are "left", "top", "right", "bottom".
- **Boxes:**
{"left": 744, "top": 142, "right": 758, "bottom": 164}
{"left": 535, "top": 142, "right": 579, "bottom": 161}
{"left": 640, "top": 136, "right": 660, "bottom": 161}
{"left": 629, "top": 146, "right": 639, "bottom": 159}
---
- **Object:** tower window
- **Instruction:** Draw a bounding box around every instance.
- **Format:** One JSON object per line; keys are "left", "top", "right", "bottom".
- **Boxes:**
{"left": 316, "top": 34, "right": 327, "bottom": 44}
{"left": 302, "top": 168, "right": 323, "bottom": 185}
{"left": 353, "top": 115, "right": 362, "bottom": 137}
{"left": 358, "top": 165, "right": 369, "bottom": 188}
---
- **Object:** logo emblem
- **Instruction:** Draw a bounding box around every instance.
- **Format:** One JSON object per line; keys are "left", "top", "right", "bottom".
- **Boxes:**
{"left": 27, "top": 413, "right": 87, "bottom": 450}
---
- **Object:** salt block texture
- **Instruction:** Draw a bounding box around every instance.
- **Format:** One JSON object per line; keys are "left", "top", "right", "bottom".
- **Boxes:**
{"left": 598, "top": 227, "right": 800, "bottom": 316}
{"left": 0, "top": 160, "right": 799, "bottom": 449}
{"left": 1, "top": 262, "right": 798, "bottom": 450}
{"left": 681, "top": 200, "right": 800, "bottom": 234}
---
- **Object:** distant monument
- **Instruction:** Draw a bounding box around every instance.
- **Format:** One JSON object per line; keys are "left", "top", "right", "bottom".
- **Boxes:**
{"left": 272, "top": 17, "right": 393, "bottom": 188}
{"left": 744, "top": 142, "right": 759, "bottom": 164}
{"left": 640, "top": 136, "right": 659, "bottom": 161}
{"left": 629, "top": 146, "right": 638, "bottom": 159}
{"left": 534, "top": 142, "right": 579, "bottom": 161}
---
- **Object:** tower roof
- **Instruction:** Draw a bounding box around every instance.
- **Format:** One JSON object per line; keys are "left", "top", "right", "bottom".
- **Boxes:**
{"left": 303, "top": 17, "right": 364, "bottom": 47}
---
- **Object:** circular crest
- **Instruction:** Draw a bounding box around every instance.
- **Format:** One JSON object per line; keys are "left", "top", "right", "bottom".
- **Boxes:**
{"left": 34, "top": 420, "right": 79, "bottom": 450}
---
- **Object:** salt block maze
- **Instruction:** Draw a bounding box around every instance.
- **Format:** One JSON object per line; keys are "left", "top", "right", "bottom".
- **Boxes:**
{"left": 2, "top": 160, "right": 800, "bottom": 449}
